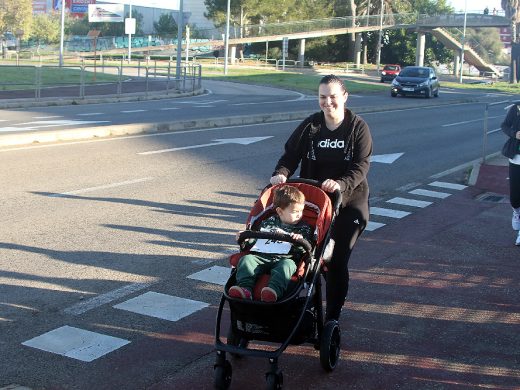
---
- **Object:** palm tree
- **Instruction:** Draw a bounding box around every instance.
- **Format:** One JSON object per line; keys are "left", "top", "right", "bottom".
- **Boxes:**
{"left": 501, "top": 0, "right": 520, "bottom": 82}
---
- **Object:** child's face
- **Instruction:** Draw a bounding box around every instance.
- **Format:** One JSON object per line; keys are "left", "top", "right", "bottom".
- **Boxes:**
{"left": 276, "top": 202, "right": 305, "bottom": 225}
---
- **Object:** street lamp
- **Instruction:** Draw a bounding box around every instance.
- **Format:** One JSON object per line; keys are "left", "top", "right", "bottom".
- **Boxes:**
{"left": 459, "top": 0, "right": 467, "bottom": 83}
{"left": 376, "top": 0, "right": 383, "bottom": 72}
{"left": 59, "top": 0, "right": 66, "bottom": 67}
{"left": 224, "top": 0, "right": 230, "bottom": 75}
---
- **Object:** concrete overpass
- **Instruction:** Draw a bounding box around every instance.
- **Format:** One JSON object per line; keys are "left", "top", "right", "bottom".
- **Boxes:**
{"left": 72, "top": 13, "right": 509, "bottom": 76}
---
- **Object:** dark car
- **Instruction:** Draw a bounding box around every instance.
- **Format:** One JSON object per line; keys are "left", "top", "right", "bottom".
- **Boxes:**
{"left": 391, "top": 66, "right": 440, "bottom": 98}
{"left": 380, "top": 64, "right": 401, "bottom": 82}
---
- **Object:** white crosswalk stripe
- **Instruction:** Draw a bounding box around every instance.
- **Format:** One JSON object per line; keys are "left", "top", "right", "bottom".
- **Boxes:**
{"left": 365, "top": 221, "right": 386, "bottom": 231}
{"left": 428, "top": 181, "right": 467, "bottom": 190}
{"left": 370, "top": 207, "right": 411, "bottom": 218}
{"left": 409, "top": 189, "right": 451, "bottom": 199}
{"left": 387, "top": 197, "right": 432, "bottom": 208}
{"left": 22, "top": 326, "right": 130, "bottom": 362}
{"left": 113, "top": 291, "right": 209, "bottom": 322}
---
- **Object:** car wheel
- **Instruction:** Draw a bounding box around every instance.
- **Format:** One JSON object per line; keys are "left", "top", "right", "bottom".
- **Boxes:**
{"left": 380, "top": 78, "right": 385, "bottom": 83}
{"left": 425, "top": 88, "right": 432, "bottom": 99}
{"left": 391, "top": 91, "right": 398, "bottom": 97}
{"left": 433, "top": 88, "right": 439, "bottom": 97}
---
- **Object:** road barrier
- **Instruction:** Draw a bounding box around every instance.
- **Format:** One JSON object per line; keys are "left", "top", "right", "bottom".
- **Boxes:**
{"left": 0, "top": 62, "right": 202, "bottom": 101}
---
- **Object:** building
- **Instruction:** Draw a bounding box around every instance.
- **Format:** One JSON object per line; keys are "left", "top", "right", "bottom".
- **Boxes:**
{"left": 33, "top": 0, "right": 215, "bottom": 33}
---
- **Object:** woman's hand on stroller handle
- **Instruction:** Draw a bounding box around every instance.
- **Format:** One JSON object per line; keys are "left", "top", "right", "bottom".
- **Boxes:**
{"left": 270, "top": 174, "right": 287, "bottom": 186}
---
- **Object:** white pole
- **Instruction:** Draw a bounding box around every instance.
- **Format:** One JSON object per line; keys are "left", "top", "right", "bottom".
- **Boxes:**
{"left": 59, "top": 0, "right": 66, "bottom": 67}
{"left": 224, "top": 0, "right": 230, "bottom": 75}
{"left": 376, "top": 0, "right": 383, "bottom": 72}
{"left": 459, "top": 0, "right": 467, "bottom": 83}
{"left": 128, "top": 3, "right": 132, "bottom": 63}
{"left": 176, "top": 0, "right": 184, "bottom": 81}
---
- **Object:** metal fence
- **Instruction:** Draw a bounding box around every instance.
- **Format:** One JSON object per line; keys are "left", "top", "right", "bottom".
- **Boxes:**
{"left": 0, "top": 62, "right": 202, "bottom": 101}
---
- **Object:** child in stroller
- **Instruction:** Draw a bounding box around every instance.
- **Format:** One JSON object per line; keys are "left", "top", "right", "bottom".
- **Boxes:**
{"left": 214, "top": 179, "right": 342, "bottom": 390}
{"left": 228, "top": 185, "right": 314, "bottom": 303}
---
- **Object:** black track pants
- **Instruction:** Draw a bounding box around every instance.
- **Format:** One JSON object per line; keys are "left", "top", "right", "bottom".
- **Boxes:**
{"left": 325, "top": 190, "right": 369, "bottom": 321}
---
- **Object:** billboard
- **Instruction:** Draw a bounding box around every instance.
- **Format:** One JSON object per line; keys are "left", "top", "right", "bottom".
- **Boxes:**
{"left": 71, "top": 0, "right": 96, "bottom": 14}
{"left": 88, "top": 3, "right": 125, "bottom": 22}
{"left": 99, "top": 0, "right": 179, "bottom": 10}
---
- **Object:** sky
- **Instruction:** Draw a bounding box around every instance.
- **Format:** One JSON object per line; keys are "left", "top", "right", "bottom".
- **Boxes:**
{"left": 446, "top": 0, "right": 502, "bottom": 13}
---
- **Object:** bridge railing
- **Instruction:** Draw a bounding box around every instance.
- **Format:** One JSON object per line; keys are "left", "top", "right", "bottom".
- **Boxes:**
{"left": 196, "top": 13, "right": 419, "bottom": 40}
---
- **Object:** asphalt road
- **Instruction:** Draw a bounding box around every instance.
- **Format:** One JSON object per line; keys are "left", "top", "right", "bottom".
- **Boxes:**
{"left": 0, "top": 79, "right": 512, "bottom": 137}
{"left": 0, "top": 88, "right": 513, "bottom": 389}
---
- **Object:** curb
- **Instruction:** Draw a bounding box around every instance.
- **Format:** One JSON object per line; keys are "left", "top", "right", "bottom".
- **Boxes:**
{"left": 0, "top": 97, "right": 487, "bottom": 149}
{"left": 0, "top": 88, "right": 206, "bottom": 110}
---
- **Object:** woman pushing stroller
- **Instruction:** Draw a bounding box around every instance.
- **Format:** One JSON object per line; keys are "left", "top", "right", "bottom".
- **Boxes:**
{"left": 270, "top": 74, "right": 372, "bottom": 321}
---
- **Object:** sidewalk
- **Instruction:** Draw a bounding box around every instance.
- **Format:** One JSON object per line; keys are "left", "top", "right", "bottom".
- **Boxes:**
{"left": 149, "top": 154, "right": 519, "bottom": 389}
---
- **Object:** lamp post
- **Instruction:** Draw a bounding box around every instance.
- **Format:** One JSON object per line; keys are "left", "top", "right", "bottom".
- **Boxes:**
{"left": 376, "top": 0, "right": 383, "bottom": 73}
{"left": 224, "top": 0, "right": 230, "bottom": 75}
{"left": 59, "top": 0, "right": 66, "bottom": 67}
{"left": 459, "top": 0, "right": 467, "bottom": 83}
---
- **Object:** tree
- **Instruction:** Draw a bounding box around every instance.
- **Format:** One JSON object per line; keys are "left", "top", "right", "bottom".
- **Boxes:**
{"left": 0, "top": 0, "right": 33, "bottom": 38}
{"left": 501, "top": 0, "right": 520, "bottom": 82}
{"left": 154, "top": 12, "right": 177, "bottom": 36}
{"left": 30, "top": 13, "right": 61, "bottom": 44}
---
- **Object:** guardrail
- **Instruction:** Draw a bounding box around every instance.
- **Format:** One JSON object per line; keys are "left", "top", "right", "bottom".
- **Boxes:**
{"left": 0, "top": 62, "right": 202, "bottom": 101}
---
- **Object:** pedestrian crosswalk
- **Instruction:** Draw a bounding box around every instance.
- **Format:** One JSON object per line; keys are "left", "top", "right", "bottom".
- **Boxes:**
{"left": 366, "top": 180, "right": 467, "bottom": 232}
{"left": 20, "top": 180, "right": 467, "bottom": 363}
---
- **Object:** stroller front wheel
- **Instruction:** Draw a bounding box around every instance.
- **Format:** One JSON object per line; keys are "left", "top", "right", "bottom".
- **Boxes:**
{"left": 214, "top": 359, "right": 232, "bottom": 389}
{"left": 320, "top": 320, "right": 341, "bottom": 371}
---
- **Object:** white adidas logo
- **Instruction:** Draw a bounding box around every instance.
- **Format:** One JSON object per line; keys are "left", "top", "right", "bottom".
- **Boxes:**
{"left": 317, "top": 139, "right": 344, "bottom": 148}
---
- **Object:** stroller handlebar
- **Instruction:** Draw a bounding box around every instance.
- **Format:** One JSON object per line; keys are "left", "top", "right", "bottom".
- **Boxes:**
{"left": 237, "top": 230, "right": 313, "bottom": 254}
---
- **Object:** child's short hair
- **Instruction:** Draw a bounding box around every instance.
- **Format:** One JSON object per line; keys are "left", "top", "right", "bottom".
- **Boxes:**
{"left": 273, "top": 185, "right": 305, "bottom": 209}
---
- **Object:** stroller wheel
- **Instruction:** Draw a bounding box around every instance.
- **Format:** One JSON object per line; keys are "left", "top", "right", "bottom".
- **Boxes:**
{"left": 265, "top": 371, "right": 283, "bottom": 389}
{"left": 214, "top": 359, "right": 232, "bottom": 389}
{"left": 320, "top": 320, "right": 341, "bottom": 372}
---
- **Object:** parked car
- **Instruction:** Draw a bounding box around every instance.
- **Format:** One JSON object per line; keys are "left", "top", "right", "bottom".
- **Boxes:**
{"left": 391, "top": 66, "right": 440, "bottom": 98}
{"left": 380, "top": 64, "right": 401, "bottom": 82}
{"left": 2, "top": 32, "right": 16, "bottom": 50}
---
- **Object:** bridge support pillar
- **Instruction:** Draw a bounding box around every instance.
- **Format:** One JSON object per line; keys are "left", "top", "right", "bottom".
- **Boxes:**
{"left": 355, "top": 33, "right": 362, "bottom": 67}
{"left": 230, "top": 45, "right": 237, "bottom": 64}
{"left": 415, "top": 31, "right": 425, "bottom": 66}
{"left": 453, "top": 54, "right": 460, "bottom": 76}
{"left": 298, "top": 39, "right": 305, "bottom": 67}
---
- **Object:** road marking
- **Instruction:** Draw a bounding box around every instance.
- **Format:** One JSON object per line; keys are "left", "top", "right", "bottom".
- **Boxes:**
{"left": 121, "top": 109, "right": 147, "bottom": 113}
{"left": 159, "top": 107, "right": 180, "bottom": 110}
{"left": 442, "top": 115, "right": 502, "bottom": 127}
{"left": 365, "top": 221, "right": 386, "bottom": 231}
{"left": 387, "top": 197, "right": 432, "bottom": 208}
{"left": 49, "top": 177, "right": 154, "bottom": 197}
{"left": 63, "top": 281, "right": 156, "bottom": 315}
{"left": 138, "top": 136, "right": 273, "bottom": 155}
{"left": 371, "top": 153, "right": 403, "bottom": 164}
{"left": 429, "top": 181, "right": 467, "bottom": 190}
{"left": 187, "top": 266, "right": 230, "bottom": 286}
{"left": 113, "top": 291, "right": 209, "bottom": 322}
{"left": 0, "top": 120, "right": 110, "bottom": 132}
{"left": 0, "top": 120, "right": 298, "bottom": 153}
{"left": 77, "top": 112, "right": 104, "bottom": 116}
{"left": 22, "top": 326, "right": 130, "bottom": 362}
{"left": 409, "top": 189, "right": 451, "bottom": 199}
{"left": 33, "top": 116, "right": 63, "bottom": 119}
{"left": 370, "top": 207, "right": 410, "bottom": 218}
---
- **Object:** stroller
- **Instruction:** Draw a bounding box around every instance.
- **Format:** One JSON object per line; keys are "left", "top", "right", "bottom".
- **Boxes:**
{"left": 214, "top": 179, "right": 342, "bottom": 389}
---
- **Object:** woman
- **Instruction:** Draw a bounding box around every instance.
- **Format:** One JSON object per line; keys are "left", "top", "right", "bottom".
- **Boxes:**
{"left": 500, "top": 103, "right": 520, "bottom": 246}
{"left": 270, "top": 74, "right": 372, "bottom": 321}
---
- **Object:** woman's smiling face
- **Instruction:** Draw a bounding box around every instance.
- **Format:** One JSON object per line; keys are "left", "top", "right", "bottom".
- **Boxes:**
{"left": 319, "top": 82, "right": 348, "bottom": 118}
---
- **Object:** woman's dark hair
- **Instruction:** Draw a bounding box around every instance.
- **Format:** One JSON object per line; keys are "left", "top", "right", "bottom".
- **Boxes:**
{"left": 319, "top": 74, "right": 347, "bottom": 94}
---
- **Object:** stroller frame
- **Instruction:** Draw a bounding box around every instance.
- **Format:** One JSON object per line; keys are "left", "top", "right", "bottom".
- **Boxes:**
{"left": 214, "top": 179, "right": 342, "bottom": 389}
